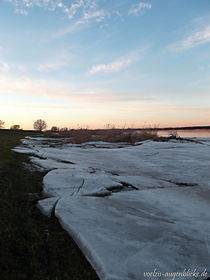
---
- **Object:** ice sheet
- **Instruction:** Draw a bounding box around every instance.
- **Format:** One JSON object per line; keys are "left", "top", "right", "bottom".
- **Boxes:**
{"left": 14, "top": 137, "right": 210, "bottom": 280}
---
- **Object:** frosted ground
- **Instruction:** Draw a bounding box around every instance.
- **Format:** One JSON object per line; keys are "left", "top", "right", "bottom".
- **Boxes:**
{"left": 13, "top": 136, "right": 210, "bottom": 280}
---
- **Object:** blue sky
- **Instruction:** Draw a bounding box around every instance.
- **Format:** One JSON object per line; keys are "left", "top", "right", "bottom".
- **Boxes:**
{"left": 0, "top": 0, "right": 210, "bottom": 129}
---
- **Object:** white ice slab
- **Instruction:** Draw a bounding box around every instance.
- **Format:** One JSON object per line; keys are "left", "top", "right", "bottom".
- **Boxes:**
{"left": 37, "top": 197, "right": 59, "bottom": 217}
{"left": 43, "top": 168, "right": 123, "bottom": 197}
{"left": 55, "top": 189, "right": 210, "bottom": 280}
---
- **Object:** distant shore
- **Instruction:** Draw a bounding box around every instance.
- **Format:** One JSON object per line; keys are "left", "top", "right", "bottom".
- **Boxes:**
{"left": 1, "top": 125, "right": 210, "bottom": 132}
{"left": 156, "top": 126, "right": 210, "bottom": 131}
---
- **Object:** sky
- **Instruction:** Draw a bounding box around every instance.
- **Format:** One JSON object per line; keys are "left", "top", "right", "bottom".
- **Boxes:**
{"left": 0, "top": 0, "right": 210, "bottom": 130}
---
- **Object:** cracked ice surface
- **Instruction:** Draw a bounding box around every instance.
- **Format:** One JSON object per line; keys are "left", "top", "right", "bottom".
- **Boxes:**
{"left": 14, "top": 137, "right": 210, "bottom": 280}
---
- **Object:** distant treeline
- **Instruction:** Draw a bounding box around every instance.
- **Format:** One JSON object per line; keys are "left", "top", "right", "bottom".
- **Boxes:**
{"left": 0, "top": 129, "right": 39, "bottom": 133}
{"left": 1, "top": 126, "right": 210, "bottom": 132}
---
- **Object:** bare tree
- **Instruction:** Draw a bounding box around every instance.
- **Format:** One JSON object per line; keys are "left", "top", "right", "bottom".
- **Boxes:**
{"left": 0, "top": 120, "right": 5, "bottom": 129}
{"left": 60, "top": 127, "right": 68, "bottom": 131}
{"left": 10, "top": 125, "right": 21, "bottom": 130}
{"left": 51, "top": 126, "right": 59, "bottom": 132}
{"left": 33, "top": 119, "right": 47, "bottom": 131}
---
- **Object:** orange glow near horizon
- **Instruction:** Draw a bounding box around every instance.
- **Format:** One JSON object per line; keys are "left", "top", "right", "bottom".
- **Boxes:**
{"left": 1, "top": 85, "right": 210, "bottom": 130}
{"left": 1, "top": 109, "right": 210, "bottom": 131}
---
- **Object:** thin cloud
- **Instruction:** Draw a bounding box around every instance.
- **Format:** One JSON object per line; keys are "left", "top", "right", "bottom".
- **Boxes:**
{"left": 89, "top": 59, "right": 132, "bottom": 75}
{"left": 14, "top": 8, "right": 28, "bottom": 15}
{"left": 0, "top": 72, "right": 152, "bottom": 104}
{"left": 128, "top": 2, "right": 152, "bottom": 15}
{"left": 7, "top": 0, "right": 108, "bottom": 37}
{"left": 199, "top": 65, "right": 210, "bottom": 71}
{"left": 57, "top": 2, "right": 63, "bottom": 8}
{"left": 83, "top": 10, "right": 106, "bottom": 22}
{"left": 0, "top": 60, "right": 9, "bottom": 72}
{"left": 88, "top": 49, "right": 145, "bottom": 75}
{"left": 54, "top": 9, "right": 107, "bottom": 37}
{"left": 6, "top": 0, "right": 108, "bottom": 37}
{"left": 13, "top": 104, "right": 79, "bottom": 110}
{"left": 5, "top": 0, "right": 56, "bottom": 9}
{"left": 113, "top": 10, "right": 122, "bottom": 17}
{"left": 38, "top": 62, "right": 67, "bottom": 72}
{"left": 54, "top": 19, "right": 86, "bottom": 37}
{"left": 167, "top": 25, "right": 210, "bottom": 51}
{"left": 63, "top": 0, "right": 84, "bottom": 19}
{"left": 119, "top": 103, "right": 210, "bottom": 114}
{"left": 6, "top": 0, "right": 100, "bottom": 18}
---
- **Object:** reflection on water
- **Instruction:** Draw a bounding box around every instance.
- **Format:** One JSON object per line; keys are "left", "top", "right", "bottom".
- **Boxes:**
{"left": 158, "top": 129, "right": 210, "bottom": 138}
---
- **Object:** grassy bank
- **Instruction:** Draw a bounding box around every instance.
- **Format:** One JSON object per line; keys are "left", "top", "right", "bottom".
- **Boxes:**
{"left": 0, "top": 130, "right": 98, "bottom": 280}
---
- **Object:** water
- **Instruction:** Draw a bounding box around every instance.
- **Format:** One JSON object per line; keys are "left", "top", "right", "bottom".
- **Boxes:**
{"left": 158, "top": 129, "right": 210, "bottom": 138}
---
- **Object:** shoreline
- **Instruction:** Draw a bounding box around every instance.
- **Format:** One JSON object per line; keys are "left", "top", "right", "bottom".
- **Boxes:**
{"left": 0, "top": 130, "right": 99, "bottom": 280}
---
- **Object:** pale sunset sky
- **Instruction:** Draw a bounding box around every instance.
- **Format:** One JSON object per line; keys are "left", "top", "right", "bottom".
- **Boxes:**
{"left": 0, "top": 0, "right": 210, "bottom": 129}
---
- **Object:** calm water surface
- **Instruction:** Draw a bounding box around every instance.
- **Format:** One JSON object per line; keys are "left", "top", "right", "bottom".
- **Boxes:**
{"left": 158, "top": 129, "right": 210, "bottom": 138}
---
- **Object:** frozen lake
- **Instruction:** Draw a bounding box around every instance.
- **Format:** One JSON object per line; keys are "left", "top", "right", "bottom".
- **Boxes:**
{"left": 13, "top": 136, "right": 210, "bottom": 280}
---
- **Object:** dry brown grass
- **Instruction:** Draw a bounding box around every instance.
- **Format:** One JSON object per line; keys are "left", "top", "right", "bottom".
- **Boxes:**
{"left": 44, "top": 128, "right": 159, "bottom": 144}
